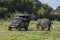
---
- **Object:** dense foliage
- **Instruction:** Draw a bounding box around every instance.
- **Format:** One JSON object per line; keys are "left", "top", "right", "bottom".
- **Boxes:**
{"left": 51, "top": 6, "right": 60, "bottom": 20}
{"left": 0, "top": 0, "right": 53, "bottom": 19}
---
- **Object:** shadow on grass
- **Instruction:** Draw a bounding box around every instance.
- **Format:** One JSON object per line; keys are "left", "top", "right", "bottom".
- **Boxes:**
{"left": 8, "top": 29, "right": 51, "bottom": 32}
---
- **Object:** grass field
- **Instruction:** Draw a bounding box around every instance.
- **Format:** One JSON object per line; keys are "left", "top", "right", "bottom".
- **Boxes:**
{"left": 0, "top": 20, "right": 60, "bottom": 40}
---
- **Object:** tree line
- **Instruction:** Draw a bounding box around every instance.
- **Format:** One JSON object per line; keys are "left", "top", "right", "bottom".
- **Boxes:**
{"left": 0, "top": 0, "right": 60, "bottom": 21}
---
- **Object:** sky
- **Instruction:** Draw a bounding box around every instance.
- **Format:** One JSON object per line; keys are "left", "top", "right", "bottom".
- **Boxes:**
{"left": 39, "top": 0, "right": 60, "bottom": 10}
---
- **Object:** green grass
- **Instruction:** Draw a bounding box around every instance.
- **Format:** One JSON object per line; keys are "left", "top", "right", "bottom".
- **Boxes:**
{"left": 0, "top": 20, "right": 60, "bottom": 40}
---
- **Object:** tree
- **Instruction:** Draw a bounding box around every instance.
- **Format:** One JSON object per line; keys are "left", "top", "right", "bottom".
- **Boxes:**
{"left": 0, "top": 7, "right": 8, "bottom": 18}
{"left": 37, "top": 3, "right": 53, "bottom": 18}
{"left": 53, "top": 6, "right": 60, "bottom": 15}
{"left": 51, "top": 6, "right": 60, "bottom": 20}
